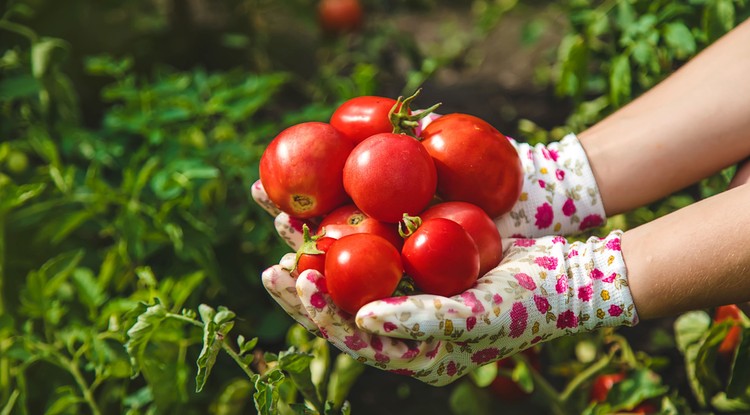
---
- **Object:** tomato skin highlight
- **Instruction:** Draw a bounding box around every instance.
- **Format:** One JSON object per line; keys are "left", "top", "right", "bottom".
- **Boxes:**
{"left": 259, "top": 122, "right": 354, "bottom": 218}
{"left": 330, "top": 96, "right": 401, "bottom": 145}
{"left": 420, "top": 113, "right": 524, "bottom": 218}
{"left": 325, "top": 233, "right": 403, "bottom": 315}
{"left": 317, "top": 0, "right": 363, "bottom": 35}
{"left": 715, "top": 304, "right": 743, "bottom": 357}
{"left": 318, "top": 204, "right": 403, "bottom": 250}
{"left": 420, "top": 201, "right": 502, "bottom": 275}
{"left": 401, "top": 218, "right": 480, "bottom": 297}
{"left": 343, "top": 133, "right": 437, "bottom": 223}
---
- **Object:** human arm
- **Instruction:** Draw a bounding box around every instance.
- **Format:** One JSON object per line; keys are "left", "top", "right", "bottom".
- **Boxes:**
{"left": 579, "top": 18, "right": 750, "bottom": 215}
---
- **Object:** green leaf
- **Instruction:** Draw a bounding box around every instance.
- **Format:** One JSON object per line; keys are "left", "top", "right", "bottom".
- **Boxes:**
{"left": 470, "top": 363, "right": 498, "bottom": 388}
{"left": 704, "top": 0, "right": 736, "bottom": 42}
{"left": 694, "top": 322, "right": 731, "bottom": 396}
{"left": 727, "top": 327, "right": 750, "bottom": 398}
{"left": 512, "top": 358, "right": 534, "bottom": 394}
{"left": 195, "top": 305, "right": 235, "bottom": 392}
{"left": 609, "top": 55, "right": 631, "bottom": 108}
{"left": 0, "top": 74, "right": 41, "bottom": 101}
{"left": 664, "top": 22, "right": 696, "bottom": 59}
{"left": 556, "top": 34, "right": 588, "bottom": 98}
{"left": 31, "top": 37, "right": 68, "bottom": 78}
{"left": 675, "top": 311, "right": 711, "bottom": 352}
{"left": 72, "top": 267, "right": 107, "bottom": 312}
{"left": 254, "top": 369, "right": 284, "bottom": 415}
{"left": 326, "top": 353, "right": 365, "bottom": 413}
{"left": 449, "top": 381, "right": 490, "bottom": 415}
{"left": 211, "top": 378, "right": 253, "bottom": 415}
{"left": 607, "top": 369, "right": 669, "bottom": 411}
{"left": 125, "top": 301, "right": 169, "bottom": 377}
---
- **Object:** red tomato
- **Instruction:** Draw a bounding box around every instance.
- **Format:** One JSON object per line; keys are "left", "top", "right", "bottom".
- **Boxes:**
{"left": 325, "top": 233, "right": 403, "bottom": 314}
{"left": 715, "top": 304, "right": 743, "bottom": 357}
{"left": 420, "top": 113, "right": 523, "bottom": 218}
{"left": 330, "top": 96, "right": 401, "bottom": 144}
{"left": 317, "top": 0, "right": 363, "bottom": 35}
{"left": 401, "top": 218, "right": 480, "bottom": 297}
{"left": 318, "top": 204, "right": 403, "bottom": 250}
{"left": 420, "top": 201, "right": 502, "bottom": 275}
{"left": 294, "top": 236, "right": 337, "bottom": 277}
{"left": 590, "top": 373, "right": 627, "bottom": 403}
{"left": 489, "top": 348, "right": 540, "bottom": 402}
{"left": 259, "top": 122, "right": 353, "bottom": 218}
{"left": 343, "top": 133, "right": 437, "bottom": 223}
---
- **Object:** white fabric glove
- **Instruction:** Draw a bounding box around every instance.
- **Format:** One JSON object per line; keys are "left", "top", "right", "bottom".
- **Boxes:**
{"left": 261, "top": 231, "right": 638, "bottom": 386}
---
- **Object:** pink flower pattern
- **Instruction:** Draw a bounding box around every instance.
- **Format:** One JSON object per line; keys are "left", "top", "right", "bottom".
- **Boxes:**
{"left": 534, "top": 203, "right": 554, "bottom": 229}
{"left": 514, "top": 273, "right": 537, "bottom": 290}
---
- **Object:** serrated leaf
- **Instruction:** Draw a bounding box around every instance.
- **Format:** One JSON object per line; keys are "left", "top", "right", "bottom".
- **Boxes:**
{"left": 607, "top": 369, "right": 669, "bottom": 411}
{"left": 674, "top": 311, "right": 711, "bottom": 352}
{"left": 727, "top": 327, "right": 750, "bottom": 398}
{"left": 278, "top": 348, "right": 323, "bottom": 411}
{"left": 125, "top": 301, "right": 168, "bottom": 377}
{"left": 254, "top": 369, "right": 284, "bottom": 415}
{"left": 195, "top": 321, "right": 222, "bottom": 392}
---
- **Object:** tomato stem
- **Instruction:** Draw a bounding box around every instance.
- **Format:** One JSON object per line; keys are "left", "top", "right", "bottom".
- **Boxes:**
{"left": 389, "top": 88, "right": 442, "bottom": 137}
{"left": 289, "top": 224, "right": 325, "bottom": 272}
{"left": 398, "top": 214, "right": 422, "bottom": 238}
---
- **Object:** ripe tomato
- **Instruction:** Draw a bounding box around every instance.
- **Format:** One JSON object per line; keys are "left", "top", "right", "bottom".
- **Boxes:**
{"left": 590, "top": 373, "right": 657, "bottom": 414}
{"left": 489, "top": 348, "right": 539, "bottom": 402}
{"left": 293, "top": 231, "right": 337, "bottom": 278}
{"left": 420, "top": 201, "right": 502, "bottom": 275}
{"left": 401, "top": 218, "right": 480, "bottom": 297}
{"left": 420, "top": 113, "right": 523, "bottom": 218}
{"left": 317, "top": 0, "right": 363, "bottom": 35}
{"left": 343, "top": 133, "right": 437, "bottom": 223}
{"left": 318, "top": 204, "right": 403, "bottom": 250}
{"left": 259, "top": 122, "right": 353, "bottom": 218}
{"left": 330, "top": 96, "right": 401, "bottom": 144}
{"left": 715, "top": 304, "right": 743, "bottom": 357}
{"left": 325, "top": 233, "right": 403, "bottom": 314}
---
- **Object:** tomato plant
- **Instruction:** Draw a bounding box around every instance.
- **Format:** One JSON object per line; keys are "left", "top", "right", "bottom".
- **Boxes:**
{"left": 317, "top": 0, "right": 363, "bottom": 35}
{"left": 714, "top": 304, "right": 743, "bottom": 357}
{"left": 330, "top": 96, "right": 401, "bottom": 144}
{"left": 318, "top": 204, "right": 403, "bottom": 250}
{"left": 590, "top": 372, "right": 658, "bottom": 414}
{"left": 325, "top": 233, "right": 403, "bottom": 315}
{"left": 401, "top": 217, "right": 480, "bottom": 297}
{"left": 489, "top": 348, "right": 540, "bottom": 402}
{"left": 260, "top": 122, "right": 354, "bottom": 218}
{"left": 420, "top": 113, "right": 523, "bottom": 218}
{"left": 343, "top": 132, "right": 437, "bottom": 223}
{"left": 420, "top": 201, "right": 502, "bottom": 275}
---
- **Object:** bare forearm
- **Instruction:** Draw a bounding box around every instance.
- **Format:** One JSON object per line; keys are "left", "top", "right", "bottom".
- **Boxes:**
{"left": 623, "top": 183, "right": 750, "bottom": 319}
{"left": 579, "top": 18, "right": 750, "bottom": 215}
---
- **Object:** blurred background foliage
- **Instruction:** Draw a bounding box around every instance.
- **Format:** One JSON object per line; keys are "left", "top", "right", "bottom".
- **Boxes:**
{"left": 1, "top": 0, "right": 749, "bottom": 414}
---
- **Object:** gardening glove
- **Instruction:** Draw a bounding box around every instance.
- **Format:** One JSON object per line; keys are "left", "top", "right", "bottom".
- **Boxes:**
{"left": 262, "top": 230, "right": 638, "bottom": 386}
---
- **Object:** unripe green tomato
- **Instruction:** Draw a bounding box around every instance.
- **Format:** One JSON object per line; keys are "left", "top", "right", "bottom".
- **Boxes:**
{"left": 5, "top": 151, "right": 28, "bottom": 174}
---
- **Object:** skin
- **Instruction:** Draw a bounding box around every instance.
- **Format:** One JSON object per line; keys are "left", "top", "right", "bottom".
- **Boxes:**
{"left": 577, "top": 19, "right": 750, "bottom": 320}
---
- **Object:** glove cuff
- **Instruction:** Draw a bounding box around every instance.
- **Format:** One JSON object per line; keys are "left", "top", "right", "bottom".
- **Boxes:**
{"left": 497, "top": 133, "right": 606, "bottom": 238}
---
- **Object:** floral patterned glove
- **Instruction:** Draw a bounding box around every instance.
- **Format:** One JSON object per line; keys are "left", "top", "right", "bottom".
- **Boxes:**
{"left": 498, "top": 133, "right": 605, "bottom": 238}
{"left": 262, "top": 231, "right": 638, "bottom": 386}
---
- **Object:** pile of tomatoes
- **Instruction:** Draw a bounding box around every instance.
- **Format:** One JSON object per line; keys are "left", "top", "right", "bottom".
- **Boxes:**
{"left": 259, "top": 92, "right": 523, "bottom": 314}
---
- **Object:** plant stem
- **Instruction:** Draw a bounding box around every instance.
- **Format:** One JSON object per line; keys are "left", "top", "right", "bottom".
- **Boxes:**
{"left": 558, "top": 354, "right": 613, "bottom": 402}
{"left": 526, "top": 366, "right": 568, "bottom": 415}
{"left": 166, "top": 313, "right": 257, "bottom": 381}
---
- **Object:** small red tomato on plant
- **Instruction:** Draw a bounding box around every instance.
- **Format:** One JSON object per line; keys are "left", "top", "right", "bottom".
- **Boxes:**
{"left": 489, "top": 348, "right": 540, "bottom": 402}
{"left": 420, "top": 113, "right": 523, "bottom": 218}
{"left": 259, "top": 122, "right": 353, "bottom": 218}
{"left": 400, "top": 217, "right": 480, "bottom": 297}
{"left": 590, "top": 373, "right": 657, "bottom": 414}
{"left": 715, "top": 304, "right": 744, "bottom": 357}
{"left": 318, "top": 204, "right": 403, "bottom": 250}
{"left": 420, "top": 201, "right": 502, "bottom": 275}
{"left": 343, "top": 132, "right": 437, "bottom": 223}
{"left": 317, "top": 0, "right": 363, "bottom": 35}
{"left": 325, "top": 233, "right": 403, "bottom": 315}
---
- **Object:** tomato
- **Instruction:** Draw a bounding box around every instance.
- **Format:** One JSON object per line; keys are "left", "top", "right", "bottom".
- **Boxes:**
{"left": 420, "top": 201, "right": 502, "bottom": 275}
{"left": 590, "top": 373, "right": 657, "bottom": 414}
{"left": 343, "top": 133, "right": 437, "bottom": 223}
{"left": 489, "top": 348, "right": 540, "bottom": 402}
{"left": 292, "top": 236, "right": 336, "bottom": 278}
{"left": 325, "top": 233, "right": 403, "bottom": 315}
{"left": 317, "top": 0, "right": 363, "bottom": 35}
{"left": 318, "top": 204, "right": 403, "bottom": 250}
{"left": 420, "top": 113, "right": 523, "bottom": 218}
{"left": 715, "top": 304, "right": 743, "bottom": 357}
{"left": 401, "top": 218, "right": 480, "bottom": 297}
{"left": 259, "top": 122, "right": 354, "bottom": 218}
{"left": 330, "top": 96, "right": 401, "bottom": 144}
{"left": 590, "top": 373, "right": 627, "bottom": 403}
